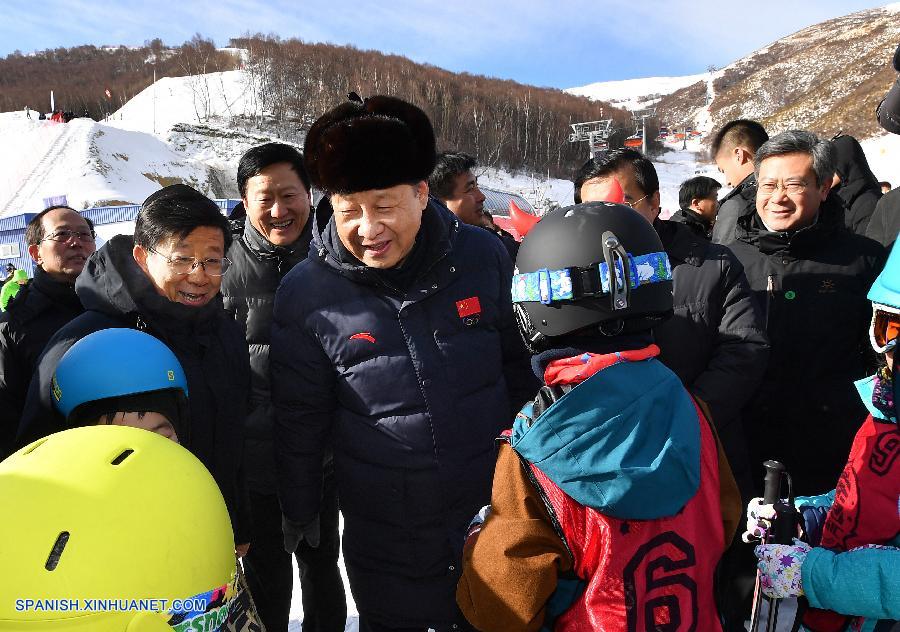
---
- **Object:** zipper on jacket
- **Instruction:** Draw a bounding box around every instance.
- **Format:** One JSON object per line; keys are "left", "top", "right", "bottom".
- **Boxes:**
{"left": 765, "top": 273, "right": 778, "bottom": 331}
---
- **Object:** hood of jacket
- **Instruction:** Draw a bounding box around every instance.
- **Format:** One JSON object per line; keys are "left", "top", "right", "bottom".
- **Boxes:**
{"left": 308, "top": 194, "right": 457, "bottom": 290}
{"left": 833, "top": 135, "right": 883, "bottom": 209}
{"left": 510, "top": 353, "right": 700, "bottom": 520}
{"left": 75, "top": 234, "right": 225, "bottom": 334}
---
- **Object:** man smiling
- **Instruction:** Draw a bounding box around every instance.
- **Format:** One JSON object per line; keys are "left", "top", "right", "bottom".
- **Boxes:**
{"left": 725, "top": 130, "right": 885, "bottom": 497}
{"left": 221, "top": 143, "right": 346, "bottom": 632}
{"left": 271, "top": 95, "right": 535, "bottom": 632}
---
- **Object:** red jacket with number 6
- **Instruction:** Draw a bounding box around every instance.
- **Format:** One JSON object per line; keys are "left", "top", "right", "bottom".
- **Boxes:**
{"left": 457, "top": 346, "right": 741, "bottom": 631}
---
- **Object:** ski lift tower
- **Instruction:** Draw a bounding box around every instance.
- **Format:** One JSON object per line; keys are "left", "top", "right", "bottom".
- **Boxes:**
{"left": 632, "top": 107, "right": 657, "bottom": 155}
{"left": 568, "top": 119, "right": 613, "bottom": 158}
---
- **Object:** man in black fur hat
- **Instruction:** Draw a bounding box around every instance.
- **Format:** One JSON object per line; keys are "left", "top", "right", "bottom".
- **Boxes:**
{"left": 270, "top": 94, "right": 535, "bottom": 631}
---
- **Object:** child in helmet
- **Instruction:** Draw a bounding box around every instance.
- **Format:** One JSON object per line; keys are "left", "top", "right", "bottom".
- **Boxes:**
{"left": 456, "top": 202, "right": 741, "bottom": 631}
{"left": 0, "top": 425, "right": 237, "bottom": 631}
{"left": 747, "top": 245, "right": 900, "bottom": 629}
{"left": 50, "top": 328, "right": 189, "bottom": 443}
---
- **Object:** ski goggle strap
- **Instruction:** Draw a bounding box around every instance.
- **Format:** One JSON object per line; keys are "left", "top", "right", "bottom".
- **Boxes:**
{"left": 511, "top": 250, "right": 672, "bottom": 306}
{"left": 870, "top": 304, "right": 900, "bottom": 354}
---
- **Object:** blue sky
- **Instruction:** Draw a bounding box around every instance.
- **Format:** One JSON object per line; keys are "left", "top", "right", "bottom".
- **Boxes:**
{"left": 1, "top": 0, "right": 892, "bottom": 89}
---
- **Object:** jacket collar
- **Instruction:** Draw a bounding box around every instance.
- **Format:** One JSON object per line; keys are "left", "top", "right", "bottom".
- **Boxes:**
{"left": 32, "top": 266, "right": 82, "bottom": 311}
{"left": 736, "top": 192, "right": 844, "bottom": 255}
{"left": 310, "top": 195, "right": 457, "bottom": 292}
{"left": 241, "top": 216, "right": 312, "bottom": 271}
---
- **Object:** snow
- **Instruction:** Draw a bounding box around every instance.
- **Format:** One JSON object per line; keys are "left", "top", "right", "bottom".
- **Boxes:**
{"left": 108, "top": 70, "right": 262, "bottom": 137}
{"left": 566, "top": 73, "right": 710, "bottom": 111}
{"left": 0, "top": 112, "right": 214, "bottom": 214}
{"left": 860, "top": 132, "right": 900, "bottom": 186}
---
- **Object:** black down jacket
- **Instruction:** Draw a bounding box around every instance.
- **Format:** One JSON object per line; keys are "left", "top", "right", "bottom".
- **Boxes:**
{"left": 16, "top": 235, "right": 251, "bottom": 540}
{"left": 221, "top": 217, "right": 312, "bottom": 492}
{"left": 865, "top": 187, "right": 900, "bottom": 250}
{"left": 653, "top": 219, "right": 769, "bottom": 501}
{"left": 712, "top": 172, "right": 757, "bottom": 245}
{"left": 271, "top": 199, "right": 535, "bottom": 627}
{"left": 727, "top": 197, "right": 885, "bottom": 496}
{"left": 832, "top": 135, "right": 882, "bottom": 236}
{"left": 0, "top": 267, "right": 84, "bottom": 457}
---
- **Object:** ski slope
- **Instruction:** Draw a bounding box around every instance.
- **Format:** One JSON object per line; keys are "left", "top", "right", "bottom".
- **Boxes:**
{"left": 566, "top": 73, "right": 710, "bottom": 111}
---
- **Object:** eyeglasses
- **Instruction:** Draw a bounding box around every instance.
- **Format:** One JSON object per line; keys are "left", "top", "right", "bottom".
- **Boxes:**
{"left": 623, "top": 194, "right": 650, "bottom": 209}
{"left": 757, "top": 181, "right": 809, "bottom": 197}
{"left": 148, "top": 248, "right": 231, "bottom": 276}
{"left": 871, "top": 307, "right": 900, "bottom": 353}
{"left": 42, "top": 230, "right": 96, "bottom": 244}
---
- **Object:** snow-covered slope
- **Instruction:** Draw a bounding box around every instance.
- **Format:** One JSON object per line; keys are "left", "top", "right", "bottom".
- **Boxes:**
{"left": 109, "top": 70, "right": 262, "bottom": 136}
{"left": 566, "top": 73, "right": 709, "bottom": 111}
{"left": 0, "top": 111, "right": 217, "bottom": 214}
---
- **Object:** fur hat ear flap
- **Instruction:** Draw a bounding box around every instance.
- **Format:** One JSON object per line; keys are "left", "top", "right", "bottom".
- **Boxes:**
{"left": 304, "top": 95, "right": 437, "bottom": 195}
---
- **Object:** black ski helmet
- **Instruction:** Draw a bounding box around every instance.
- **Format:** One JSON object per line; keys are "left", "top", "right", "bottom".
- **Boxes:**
{"left": 512, "top": 202, "right": 673, "bottom": 352}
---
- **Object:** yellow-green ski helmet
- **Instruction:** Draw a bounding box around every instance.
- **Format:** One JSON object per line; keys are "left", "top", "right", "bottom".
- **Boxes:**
{"left": 0, "top": 425, "right": 236, "bottom": 631}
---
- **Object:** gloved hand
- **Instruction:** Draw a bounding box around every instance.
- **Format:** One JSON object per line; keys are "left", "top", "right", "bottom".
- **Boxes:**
{"left": 742, "top": 497, "right": 778, "bottom": 543}
{"left": 282, "top": 514, "right": 320, "bottom": 553}
{"left": 755, "top": 539, "right": 811, "bottom": 599}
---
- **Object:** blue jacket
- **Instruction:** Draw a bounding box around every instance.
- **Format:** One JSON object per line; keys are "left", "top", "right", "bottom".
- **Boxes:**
{"left": 270, "top": 198, "right": 535, "bottom": 626}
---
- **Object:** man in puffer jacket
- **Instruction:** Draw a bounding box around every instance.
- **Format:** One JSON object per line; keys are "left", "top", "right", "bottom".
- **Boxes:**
{"left": 271, "top": 95, "right": 536, "bottom": 631}
{"left": 876, "top": 42, "right": 900, "bottom": 135}
{"left": 457, "top": 201, "right": 740, "bottom": 631}
{"left": 221, "top": 143, "right": 345, "bottom": 632}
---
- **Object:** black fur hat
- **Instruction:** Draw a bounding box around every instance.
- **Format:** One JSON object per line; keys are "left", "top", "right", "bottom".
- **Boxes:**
{"left": 304, "top": 94, "right": 437, "bottom": 194}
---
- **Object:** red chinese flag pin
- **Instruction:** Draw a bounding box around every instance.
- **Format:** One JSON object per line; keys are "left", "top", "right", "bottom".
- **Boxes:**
{"left": 456, "top": 297, "right": 482, "bottom": 318}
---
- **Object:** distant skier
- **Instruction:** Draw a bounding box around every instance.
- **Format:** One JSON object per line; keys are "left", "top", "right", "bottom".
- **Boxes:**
{"left": 23, "top": 105, "right": 31, "bottom": 120}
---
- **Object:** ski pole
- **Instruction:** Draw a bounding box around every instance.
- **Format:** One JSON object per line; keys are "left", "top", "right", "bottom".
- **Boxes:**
{"left": 749, "top": 460, "right": 797, "bottom": 632}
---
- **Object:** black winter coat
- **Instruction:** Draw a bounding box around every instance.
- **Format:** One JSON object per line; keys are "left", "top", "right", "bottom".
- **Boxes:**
{"left": 271, "top": 199, "right": 536, "bottom": 627}
{"left": 221, "top": 217, "right": 311, "bottom": 492}
{"left": 653, "top": 219, "right": 769, "bottom": 500}
{"left": 16, "top": 235, "right": 251, "bottom": 540}
{"left": 832, "top": 135, "right": 882, "bottom": 236}
{"left": 727, "top": 198, "right": 885, "bottom": 495}
{"left": 0, "top": 267, "right": 83, "bottom": 457}
{"left": 712, "top": 172, "right": 757, "bottom": 245}
{"left": 865, "top": 187, "right": 900, "bottom": 250}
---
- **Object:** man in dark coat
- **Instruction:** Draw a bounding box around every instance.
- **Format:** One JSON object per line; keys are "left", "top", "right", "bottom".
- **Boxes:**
{"left": 725, "top": 130, "right": 884, "bottom": 498}
{"left": 831, "top": 134, "right": 882, "bottom": 236}
{"left": 271, "top": 95, "right": 536, "bottom": 631}
{"left": 0, "top": 205, "right": 95, "bottom": 457}
{"left": 428, "top": 151, "right": 519, "bottom": 260}
{"left": 710, "top": 119, "right": 769, "bottom": 245}
{"left": 16, "top": 186, "right": 251, "bottom": 549}
{"left": 221, "top": 142, "right": 346, "bottom": 632}
{"left": 672, "top": 175, "right": 721, "bottom": 239}
{"left": 575, "top": 149, "right": 770, "bottom": 630}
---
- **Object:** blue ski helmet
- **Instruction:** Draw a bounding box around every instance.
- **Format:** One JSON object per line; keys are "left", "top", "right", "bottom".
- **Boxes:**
{"left": 868, "top": 245, "right": 900, "bottom": 309}
{"left": 52, "top": 328, "right": 188, "bottom": 420}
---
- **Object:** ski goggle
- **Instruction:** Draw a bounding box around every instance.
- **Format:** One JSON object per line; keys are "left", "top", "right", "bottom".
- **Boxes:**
{"left": 870, "top": 305, "right": 900, "bottom": 354}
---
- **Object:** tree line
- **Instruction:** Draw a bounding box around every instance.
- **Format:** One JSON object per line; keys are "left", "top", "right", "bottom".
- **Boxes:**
{"left": 0, "top": 36, "right": 237, "bottom": 119}
{"left": 231, "top": 34, "right": 634, "bottom": 178}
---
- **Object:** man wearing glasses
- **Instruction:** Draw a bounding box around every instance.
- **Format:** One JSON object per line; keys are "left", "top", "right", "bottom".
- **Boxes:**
{"left": 0, "top": 205, "right": 96, "bottom": 457}
{"left": 16, "top": 185, "right": 252, "bottom": 559}
{"left": 725, "top": 130, "right": 885, "bottom": 498}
